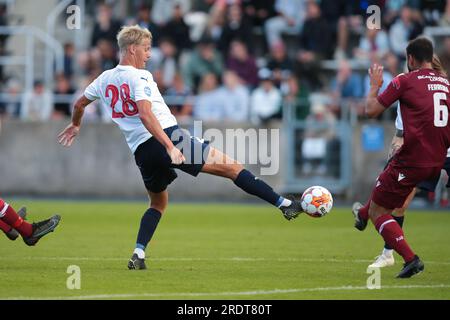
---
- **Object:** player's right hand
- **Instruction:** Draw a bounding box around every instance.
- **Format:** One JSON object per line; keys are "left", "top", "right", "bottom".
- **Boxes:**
{"left": 58, "top": 124, "right": 80, "bottom": 147}
{"left": 369, "top": 63, "right": 384, "bottom": 88}
{"left": 167, "top": 146, "right": 185, "bottom": 165}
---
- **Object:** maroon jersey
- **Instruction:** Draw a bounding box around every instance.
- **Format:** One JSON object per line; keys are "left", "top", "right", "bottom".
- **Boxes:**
{"left": 378, "top": 68, "right": 450, "bottom": 167}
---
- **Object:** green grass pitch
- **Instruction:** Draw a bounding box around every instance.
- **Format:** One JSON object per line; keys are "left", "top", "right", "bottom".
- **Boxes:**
{"left": 0, "top": 200, "right": 449, "bottom": 300}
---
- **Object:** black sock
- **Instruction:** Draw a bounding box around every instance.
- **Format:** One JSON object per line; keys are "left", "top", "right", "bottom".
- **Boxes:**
{"left": 234, "top": 169, "right": 283, "bottom": 207}
{"left": 384, "top": 216, "right": 404, "bottom": 250}
{"left": 136, "top": 208, "right": 162, "bottom": 251}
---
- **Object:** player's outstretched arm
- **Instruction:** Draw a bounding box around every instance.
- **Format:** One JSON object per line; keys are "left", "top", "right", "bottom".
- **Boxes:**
{"left": 58, "top": 95, "right": 93, "bottom": 147}
{"left": 136, "top": 100, "right": 185, "bottom": 165}
{"left": 366, "top": 64, "right": 386, "bottom": 118}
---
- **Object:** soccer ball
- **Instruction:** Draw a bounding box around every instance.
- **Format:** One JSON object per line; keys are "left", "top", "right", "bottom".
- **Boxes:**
{"left": 301, "top": 186, "right": 333, "bottom": 218}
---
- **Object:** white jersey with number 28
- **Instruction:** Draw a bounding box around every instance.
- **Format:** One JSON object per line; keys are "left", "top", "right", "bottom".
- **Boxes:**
{"left": 84, "top": 65, "right": 177, "bottom": 153}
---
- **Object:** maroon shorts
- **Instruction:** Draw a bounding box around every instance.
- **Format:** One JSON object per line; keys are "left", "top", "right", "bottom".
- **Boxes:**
{"left": 371, "top": 162, "right": 442, "bottom": 210}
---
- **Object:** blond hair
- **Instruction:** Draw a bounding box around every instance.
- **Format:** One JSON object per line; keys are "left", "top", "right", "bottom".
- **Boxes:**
{"left": 432, "top": 54, "right": 447, "bottom": 78}
{"left": 117, "top": 25, "right": 152, "bottom": 54}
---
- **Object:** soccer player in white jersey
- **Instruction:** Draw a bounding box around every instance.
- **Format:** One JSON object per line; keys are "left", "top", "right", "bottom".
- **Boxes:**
{"left": 365, "top": 55, "right": 450, "bottom": 268}
{"left": 58, "top": 25, "right": 303, "bottom": 270}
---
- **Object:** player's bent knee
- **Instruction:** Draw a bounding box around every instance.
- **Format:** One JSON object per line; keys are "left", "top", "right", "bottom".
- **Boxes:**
{"left": 231, "top": 163, "right": 244, "bottom": 179}
{"left": 150, "top": 200, "right": 167, "bottom": 214}
{"left": 151, "top": 205, "right": 166, "bottom": 214}
{"left": 368, "top": 200, "right": 395, "bottom": 224}
{"left": 220, "top": 163, "right": 244, "bottom": 180}
{"left": 149, "top": 191, "right": 168, "bottom": 214}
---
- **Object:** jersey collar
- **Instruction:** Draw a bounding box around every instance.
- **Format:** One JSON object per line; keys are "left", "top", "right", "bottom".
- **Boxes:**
{"left": 117, "top": 64, "right": 137, "bottom": 70}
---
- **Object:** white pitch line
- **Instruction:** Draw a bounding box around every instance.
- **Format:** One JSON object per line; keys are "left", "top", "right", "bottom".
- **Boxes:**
{"left": 0, "top": 256, "right": 450, "bottom": 265}
{"left": 4, "top": 284, "right": 450, "bottom": 300}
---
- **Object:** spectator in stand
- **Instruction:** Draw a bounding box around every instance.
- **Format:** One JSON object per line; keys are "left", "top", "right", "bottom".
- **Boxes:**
{"left": 332, "top": 0, "right": 367, "bottom": 60}
{"left": 216, "top": 70, "right": 250, "bottom": 122}
{"left": 242, "top": 0, "right": 275, "bottom": 27}
{"left": 383, "top": 0, "right": 407, "bottom": 29}
{"left": 318, "top": 0, "right": 347, "bottom": 59}
{"left": 63, "top": 43, "right": 75, "bottom": 79}
{"left": 207, "top": 0, "right": 243, "bottom": 43}
{"left": 184, "top": 0, "right": 215, "bottom": 42}
{"left": 250, "top": 68, "right": 282, "bottom": 125}
{"left": 151, "top": 0, "right": 191, "bottom": 27}
{"left": 148, "top": 37, "right": 178, "bottom": 92}
{"left": 329, "top": 59, "right": 363, "bottom": 117}
{"left": 161, "top": 4, "right": 192, "bottom": 54}
{"left": 282, "top": 75, "right": 310, "bottom": 121}
{"left": 226, "top": 39, "right": 259, "bottom": 88}
{"left": 331, "top": 59, "right": 363, "bottom": 100}
{"left": 302, "top": 102, "right": 336, "bottom": 176}
{"left": 53, "top": 73, "right": 76, "bottom": 118}
{"left": 21, "top": 81, "right": 53, "bottom": 122}
{"left": 384, "top": 51, "right": 401, "bottom": 76}
{"left": 218, "top": 3, "right": 253, "bottom": 55}
{"left": 90, "top": 3, "right": 122, "bottom": 48}
{"left": 264, "top": 0, "right": 306, "bottom": 49}
{"left": 94, "top": 39, "right": 119, "bottom": 72}
{"left": 194, "top": 73, "right": 223, "bottom": 121}
{"left": 439, "top": 0, "right": 450, "bottom": 27}
{"left": 165, "top": 73, "right": 193, "bottom": 119}
{"left": 132, "top": 5, "right": 161, "bottom": 47}
{"left": 267, "top": 41, "right": 294, "bottom": 88}
{"left": 77, "top": 49, "right": 102, "bottom": 78}
{"left": 421, "top": 0, "right": 446, "bottom": 26}
{"left": 296, "top": 0, "right": 332, "bottom": 90}
{"left": 389, "top": 6, "right": 423, "bottom": 60}
{"left": 354, "top": 28, "right": 390, "bottom": 62}
{"left": 0, "top": 79, "right": 21, "bottom": 118}
{"left": 182, "top": 37, "right": 224, "bottom": 92}
{"left": 210, "top": 0, "right": 242, "bottom": 17}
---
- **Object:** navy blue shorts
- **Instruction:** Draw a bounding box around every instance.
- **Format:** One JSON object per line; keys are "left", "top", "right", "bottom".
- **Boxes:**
{"left": 417, "top": 157, "right": 450, "bottom": 192}
{"left": 134, "top": 125, "right": 210, "bottom": 193}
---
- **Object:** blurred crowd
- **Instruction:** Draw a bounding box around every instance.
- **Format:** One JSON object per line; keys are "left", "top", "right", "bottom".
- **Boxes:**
{"left": 1, "top": 0, "right": 450, "bottom": 125}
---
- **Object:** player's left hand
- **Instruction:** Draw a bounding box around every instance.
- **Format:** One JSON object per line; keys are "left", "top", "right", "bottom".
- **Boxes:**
{"left": 369, "top": 63, "right": 384, "bottom": 88}
{"left": 167, "top": 146, "right": 186, "bottom": 165}
{"left": 58, "top": 124, "right": 80, "bottom": 147}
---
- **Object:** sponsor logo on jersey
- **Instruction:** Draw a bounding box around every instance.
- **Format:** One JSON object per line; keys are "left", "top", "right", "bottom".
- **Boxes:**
{"left": 144, "top": 86, "right": 152, "bottom": 97}
{"left": 398, "top": 173, "right": 405, "bottom": 182}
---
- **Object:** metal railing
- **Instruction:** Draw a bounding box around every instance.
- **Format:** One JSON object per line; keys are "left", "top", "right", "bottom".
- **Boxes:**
{"left": 0, "top": 25, "right": 64, "bottom": 92}
{"left": 281, "top": 98, "right": 353, "bottom": 196}
{"left": 46, "top": 0, "right": 86, "bottom": 82}
{"left": 0, "top": 0, "right": 15, "bottom": 12}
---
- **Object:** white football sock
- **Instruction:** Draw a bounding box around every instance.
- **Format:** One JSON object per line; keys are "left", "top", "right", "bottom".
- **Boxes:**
{"left": 278, "top": 198, "right": 292, "bottom": 208}
{"left": 382, "top": 248, "right": 393, "bottom": 257}
{"left": 134, "top": 248, "right": 145, "bottom": 259}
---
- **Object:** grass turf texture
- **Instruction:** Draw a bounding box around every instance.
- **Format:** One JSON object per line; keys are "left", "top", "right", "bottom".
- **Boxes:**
{"left": 0, "top": 200, "right": 449, "bottom": 300}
